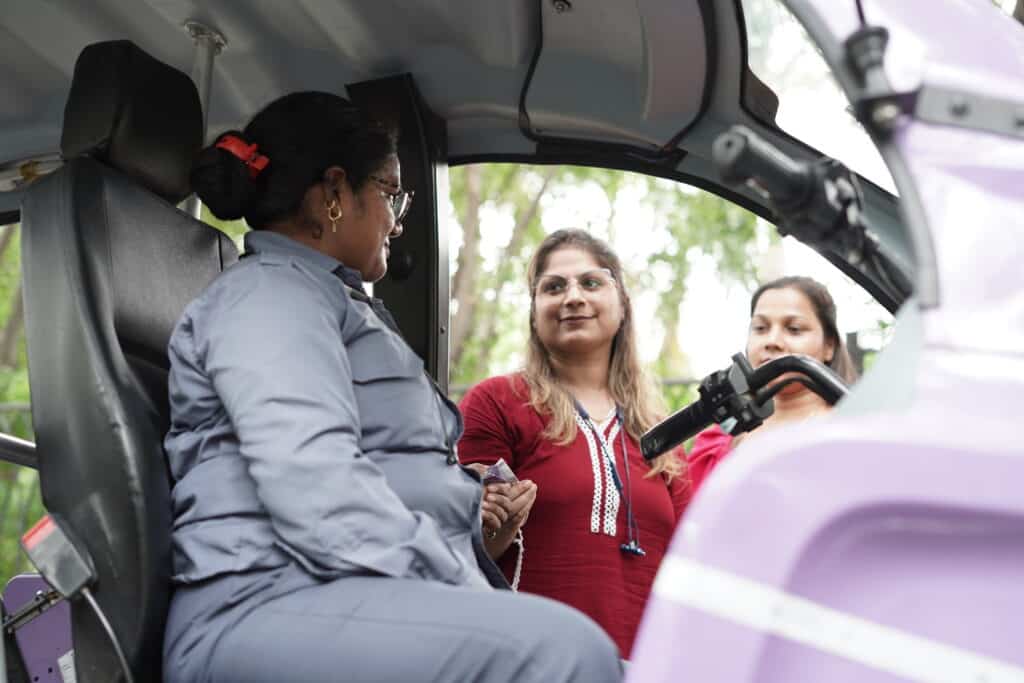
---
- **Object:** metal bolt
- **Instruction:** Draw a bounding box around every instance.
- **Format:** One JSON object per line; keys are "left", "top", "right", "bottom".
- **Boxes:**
{"left": 949, "top": 97, "right": 969, "bottom": 118}
{"left": 439, "top": 326, "right": 447, "bottom": 334}
{"left": 184, "top": 20, "right": 227, "bottom": 54}
{"left": 870, "top": 101, "right": 902, "bottom": 131}
{"left": 1014, "top": 108, "right": 1024, "bottom": 130}
{"left": 552, "top": 0, "right": 572, "bottom": 13}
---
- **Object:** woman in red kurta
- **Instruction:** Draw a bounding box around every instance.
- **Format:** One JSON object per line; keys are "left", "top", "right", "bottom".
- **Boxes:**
{"left": 459, "top": 229, "right": 690, "bottom": 659}
{"left": 460, "top": 375, "right": 688, "bottom": 657}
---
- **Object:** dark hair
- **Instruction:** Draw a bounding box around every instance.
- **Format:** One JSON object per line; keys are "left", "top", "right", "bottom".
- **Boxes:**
{"left": 750, "top": 275, "right": 859, "bottom": 383}
{"left": 191, "top": 91, "right": 397, "bottom": 229}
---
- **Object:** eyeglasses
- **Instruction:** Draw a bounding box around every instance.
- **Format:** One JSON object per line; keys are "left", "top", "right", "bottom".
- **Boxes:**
{"left": 369, "top": 175, "right": 414, "bottom": 223}
{"left": 534, "top": 268, "right": 616, "bottom": 297}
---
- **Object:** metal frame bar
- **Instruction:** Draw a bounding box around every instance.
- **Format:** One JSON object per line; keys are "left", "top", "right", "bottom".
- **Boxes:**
{"left": 0, "top": 432, "right": 36, "bottom": 470}
{"left": 183, "top": 21, "right": 227, "bottom": 220}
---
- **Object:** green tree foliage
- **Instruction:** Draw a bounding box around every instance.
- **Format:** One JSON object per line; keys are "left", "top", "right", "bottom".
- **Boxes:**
{"left": 0, "top": 224, "right": 41, "bottom": 583}
{"left": 646, "top": 185, "right": 760, "bottom": 379}
{"left": 201, "top": 206, "right": 249, "bottom": 247}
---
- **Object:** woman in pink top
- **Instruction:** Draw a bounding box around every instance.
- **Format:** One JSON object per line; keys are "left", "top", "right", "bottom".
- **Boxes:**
{"left": 687, "top": 276, "right": 859, "bottom": 493}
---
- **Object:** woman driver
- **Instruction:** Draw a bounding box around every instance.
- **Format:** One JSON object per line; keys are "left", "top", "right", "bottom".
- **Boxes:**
{"left": 162, "top": 92, "right": 620, "bottom": 683}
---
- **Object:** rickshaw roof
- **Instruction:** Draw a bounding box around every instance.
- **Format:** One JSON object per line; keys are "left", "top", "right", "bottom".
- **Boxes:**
{"left": 0, "top": 0, "right": 917, "bottom": 305}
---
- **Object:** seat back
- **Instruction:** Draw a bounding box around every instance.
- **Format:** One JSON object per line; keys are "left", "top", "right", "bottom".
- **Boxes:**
{"left": 20, "top": 41, "right": 238, "bottom": 682}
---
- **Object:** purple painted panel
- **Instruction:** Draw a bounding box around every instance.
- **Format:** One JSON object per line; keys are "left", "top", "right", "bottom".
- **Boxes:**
{"left": 865, "top": 0, "right": 1024, "bottom": 91}
{"left": 3, "top": 574, "right": 73, "bottom": 683}
{"left": 630, "top": 1, "right": 1024, "bottom": 677}
{"left": 630, "top": 412, "right": 1024, "bottom": 681}
{"left": 866, "top": 0, "right": 1024, "bottom": 353}
{"left": 902, "top": 127, "right": 1024, "bottom": 355}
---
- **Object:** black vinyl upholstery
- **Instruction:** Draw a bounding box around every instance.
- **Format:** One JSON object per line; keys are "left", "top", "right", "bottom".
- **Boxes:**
{"left": 20, "top": 41, "right": 238, "bottom": 682}
{"left": 61, "top": 41, "right": 203, "bottom": 204}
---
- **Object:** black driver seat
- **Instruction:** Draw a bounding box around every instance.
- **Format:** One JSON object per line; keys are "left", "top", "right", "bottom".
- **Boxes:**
{"left": 20, "top": 41, "right": 238, "bottom": 682}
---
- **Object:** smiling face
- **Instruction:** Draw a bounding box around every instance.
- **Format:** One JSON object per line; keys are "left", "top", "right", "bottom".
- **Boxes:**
{"left": 325, "top": 154, "right": 405, "bottom": 282}
{"left": 746, "top": 286, "right": 836, "bottom": 389}
{"left": 531, "top": 247, "right": 624, "bottom": 358}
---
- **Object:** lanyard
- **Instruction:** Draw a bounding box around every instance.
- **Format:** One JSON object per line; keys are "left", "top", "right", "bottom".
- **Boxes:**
{"left": 574, "top": 399, "right": 646, "bottom": 557}
{"left": 578, "top": 408, "right": 624, "bottom": 493}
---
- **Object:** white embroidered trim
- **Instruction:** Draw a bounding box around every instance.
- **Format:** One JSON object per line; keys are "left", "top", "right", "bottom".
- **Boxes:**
{"left": 576, "top": 412, "right": 605, "bottom": 534}
{"left": 594, "top": 421, "right": 620, "bottom": 536}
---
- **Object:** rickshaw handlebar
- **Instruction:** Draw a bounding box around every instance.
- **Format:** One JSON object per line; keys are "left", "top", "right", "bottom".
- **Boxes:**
{"left": 640, "top": 353, "right": 849, "bottom": 460}
{"left": 712, "top": 126, "right": 813, "bottom": 211}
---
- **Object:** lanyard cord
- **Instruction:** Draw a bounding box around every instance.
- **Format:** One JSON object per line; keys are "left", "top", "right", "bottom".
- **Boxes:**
{"left": 616, "top": 408, "right": 643, "bottom": 554}
{"left": 575, "top": 400, "right": 623, "bottom": 492}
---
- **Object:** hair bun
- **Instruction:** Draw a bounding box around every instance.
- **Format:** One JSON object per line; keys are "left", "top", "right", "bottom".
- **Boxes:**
{"left": 190, "top": 131, "right": 258, "bottom": 220}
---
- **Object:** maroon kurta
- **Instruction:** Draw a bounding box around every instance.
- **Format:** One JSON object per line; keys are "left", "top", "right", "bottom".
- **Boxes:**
{"left": 685, "top": 424, "right": 734, "bottom": 495}
{"left": 458, "top": 374, "right": 690, "bottom": 658}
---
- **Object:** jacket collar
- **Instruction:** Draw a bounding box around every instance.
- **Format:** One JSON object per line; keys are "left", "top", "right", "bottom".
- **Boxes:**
{"left": 243, "top": 230, "right": 365, "bottom": 291}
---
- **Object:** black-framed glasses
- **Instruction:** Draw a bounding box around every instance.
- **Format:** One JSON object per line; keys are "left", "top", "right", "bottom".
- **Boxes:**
{"left": 534, "top": 268, "right": 616, "bottom": 297}
{"left": 369, "top": 175, "right": 414, "bottom": 222}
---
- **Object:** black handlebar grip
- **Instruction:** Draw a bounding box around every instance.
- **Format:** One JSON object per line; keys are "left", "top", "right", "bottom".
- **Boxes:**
{"left": 712, "top": 125, "right": 812, "bottom": 208}
{"left": 749, "top": 354, "right": 849, "bottom": 405}
{"left": 640, "top": 399, "right": 712, "bottom": 460}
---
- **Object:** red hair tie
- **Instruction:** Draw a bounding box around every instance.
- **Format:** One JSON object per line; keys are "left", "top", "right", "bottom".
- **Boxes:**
{"left": 215, "top": 135, "right": 269, "bottom": 178}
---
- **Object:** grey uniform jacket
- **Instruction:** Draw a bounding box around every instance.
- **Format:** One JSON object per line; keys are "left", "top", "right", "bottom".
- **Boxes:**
{"left": 165, "top": 230, "right": 505, "bottom": 589}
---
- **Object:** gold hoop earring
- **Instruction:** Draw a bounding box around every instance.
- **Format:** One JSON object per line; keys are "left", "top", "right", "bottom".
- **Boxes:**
{"left": 326, "top": 199, "right": 343, "bottom": 233}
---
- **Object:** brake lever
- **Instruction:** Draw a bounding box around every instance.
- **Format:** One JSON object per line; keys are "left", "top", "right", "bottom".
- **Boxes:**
{"left": 714, "top": 353, "right": 774, "bottom": 436}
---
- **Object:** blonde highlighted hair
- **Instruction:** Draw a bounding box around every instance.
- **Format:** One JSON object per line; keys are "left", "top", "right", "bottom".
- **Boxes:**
{"left": 522, "top": 229, "right": 683, "bottom": 482}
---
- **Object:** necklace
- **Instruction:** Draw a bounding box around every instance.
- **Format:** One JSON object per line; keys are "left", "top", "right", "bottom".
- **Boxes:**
{"left": 594, "top": 405, "right": 617, "bottom": 431}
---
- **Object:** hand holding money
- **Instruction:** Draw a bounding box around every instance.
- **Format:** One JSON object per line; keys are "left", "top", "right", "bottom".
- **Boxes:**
{"left": 465, "top": 460, "right": 537, "bottom": 558}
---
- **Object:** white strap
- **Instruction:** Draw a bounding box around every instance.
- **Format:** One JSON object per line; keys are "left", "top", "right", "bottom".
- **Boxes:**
{"left": 654, "top": 556, "right": 1024, "bottom": 683}
{"left": 510, "top": 529, "right": 524, "bottom": 591}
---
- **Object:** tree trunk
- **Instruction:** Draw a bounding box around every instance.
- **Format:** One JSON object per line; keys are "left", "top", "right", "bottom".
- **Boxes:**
{"left": 449, "top": 166, "right": 483, "bottom": 369}
{"left": 0, "top": 225, "right": 17, "bottom": 264}
{"left": 0, "top": 281, "right": 24, "bottom": 367}
{"left": 0, "top": 225, "right": 22, "bottom": 368}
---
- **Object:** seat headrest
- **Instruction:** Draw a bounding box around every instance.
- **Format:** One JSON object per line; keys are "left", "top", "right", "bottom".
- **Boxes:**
{"left": 61, "top": 40, "right": 202, "bottom": 204}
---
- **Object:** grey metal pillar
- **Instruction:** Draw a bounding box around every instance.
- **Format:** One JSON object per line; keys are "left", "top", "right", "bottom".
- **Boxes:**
{"left": 183, "top": 21, "right": 227, "bottom": 220}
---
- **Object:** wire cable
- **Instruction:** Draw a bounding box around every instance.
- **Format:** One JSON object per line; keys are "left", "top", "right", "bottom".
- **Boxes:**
{"left": 81, "top": 587, "right": 134, "bottom": 683}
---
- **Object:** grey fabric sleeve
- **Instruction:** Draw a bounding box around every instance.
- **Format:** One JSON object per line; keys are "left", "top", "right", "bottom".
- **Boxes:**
{"left": 195, "top": 262, "right": 472, "bottom": 584}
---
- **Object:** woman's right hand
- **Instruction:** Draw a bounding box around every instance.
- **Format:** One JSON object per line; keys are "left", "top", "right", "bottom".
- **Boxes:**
{"left": 503, "top": 479, "right": 537, "bottom": 531}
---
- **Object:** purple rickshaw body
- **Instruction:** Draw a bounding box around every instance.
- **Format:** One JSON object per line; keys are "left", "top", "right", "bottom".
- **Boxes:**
{"left": 628, "top": 1, "right": 1024, "bottom": 681}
